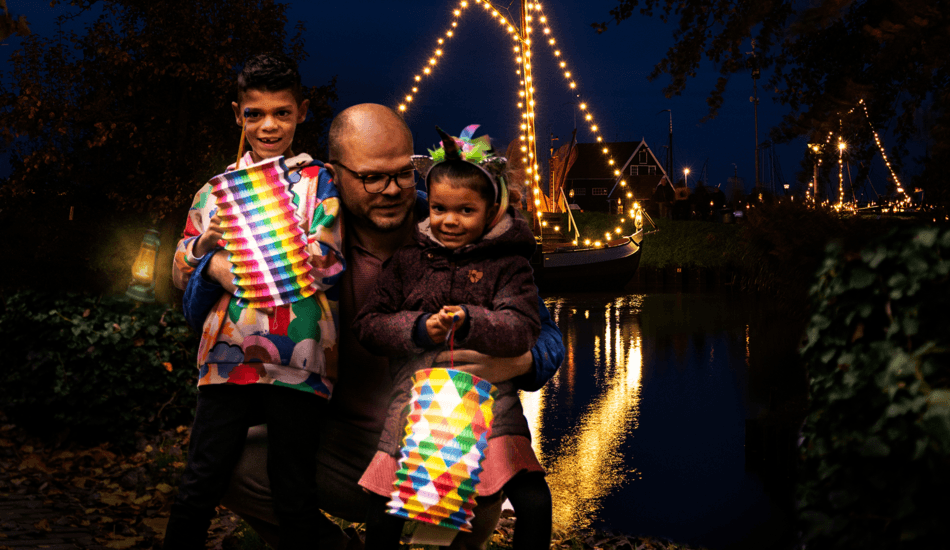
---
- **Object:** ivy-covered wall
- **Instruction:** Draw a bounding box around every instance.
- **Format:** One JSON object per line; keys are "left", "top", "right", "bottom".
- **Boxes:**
{"left": 799, "top": 226, "right": 950, "bottom": 548}
{"left": 0, "top": 291, "right": 199, "bottom": 446}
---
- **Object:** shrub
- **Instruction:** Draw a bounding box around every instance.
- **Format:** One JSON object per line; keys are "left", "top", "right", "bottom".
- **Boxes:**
{"left": 798, "top": 226, "right": 950, "bottom": 548}
{"left": 0, "top": 290, "right": 199, "bottom": 445}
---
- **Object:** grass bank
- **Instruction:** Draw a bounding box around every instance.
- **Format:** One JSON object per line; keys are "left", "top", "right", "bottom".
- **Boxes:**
{"left": 542, "top": 211, "right": 743, "bottom": 271}
{"left": 557, "top": 204, "right": 943, "bottom": 307}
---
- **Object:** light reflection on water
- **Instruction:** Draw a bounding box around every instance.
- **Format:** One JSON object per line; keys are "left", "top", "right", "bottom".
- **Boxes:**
{"left": 522, "top": 292, "right": 802, "bottom": 549}
{"left": 523, "top": 294, "right": 645, "bottom": 531}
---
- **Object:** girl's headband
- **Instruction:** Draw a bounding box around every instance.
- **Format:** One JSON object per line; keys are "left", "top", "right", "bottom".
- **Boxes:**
{"left": 411, "top": 126, "right": 510, "bottom": 227}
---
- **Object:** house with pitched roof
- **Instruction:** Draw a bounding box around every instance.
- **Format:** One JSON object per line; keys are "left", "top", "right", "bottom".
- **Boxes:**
{"left": 562, "top": 139, "right": 670, "bottom": 213}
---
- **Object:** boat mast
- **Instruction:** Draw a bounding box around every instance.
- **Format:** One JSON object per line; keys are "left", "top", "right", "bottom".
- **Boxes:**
{"left": 519, "top": 0, "right": 544, "bottom": 214}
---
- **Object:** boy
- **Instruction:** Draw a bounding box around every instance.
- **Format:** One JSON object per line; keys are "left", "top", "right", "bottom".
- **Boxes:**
{"left": 167, "top": 52, "right": 344, "bottom": 550}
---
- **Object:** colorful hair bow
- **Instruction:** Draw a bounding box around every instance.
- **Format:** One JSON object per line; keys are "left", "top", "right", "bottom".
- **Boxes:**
{"left": 411, "top": 125, "right": 510, "bottom": 227}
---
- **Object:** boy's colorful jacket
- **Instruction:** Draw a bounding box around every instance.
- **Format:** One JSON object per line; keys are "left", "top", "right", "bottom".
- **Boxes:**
{"left": 172, "top": 153, "right": 345, "bottom": 398}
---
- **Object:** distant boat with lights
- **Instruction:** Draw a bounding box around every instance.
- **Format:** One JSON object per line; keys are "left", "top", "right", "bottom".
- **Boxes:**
{"left": 517, "top": 131, "right": 650, "bottom": 292}
{"left": 530, "top": 231, "right": 644, "bottom": 292}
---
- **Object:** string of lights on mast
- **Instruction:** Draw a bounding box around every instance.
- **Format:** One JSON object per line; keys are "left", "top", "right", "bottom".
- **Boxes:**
{"left": 394, "top": 0, "right": 626, "bottom": 222}
{"left": 817, "top": 100, "right": 912, "bottom": 212}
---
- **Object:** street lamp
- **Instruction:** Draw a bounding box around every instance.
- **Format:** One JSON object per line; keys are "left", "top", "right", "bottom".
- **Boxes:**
{"left": 808, "top": 143, "right": 822, "bottom": 205}
{"left": 837, "top": 140, "right": 847, "bottom": 207}
{"left": 683, "top": 168, "right": 690, "bottom": 188}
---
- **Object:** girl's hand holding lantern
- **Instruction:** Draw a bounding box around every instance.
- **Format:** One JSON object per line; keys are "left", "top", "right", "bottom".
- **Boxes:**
{"left": 426, "top": 305, "right": 465, "bottom": 343}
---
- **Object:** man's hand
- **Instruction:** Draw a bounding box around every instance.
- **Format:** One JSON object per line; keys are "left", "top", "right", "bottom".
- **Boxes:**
{"left": 433, "top": 349, "right": 533, "bottom": 385}
{"left": 194, "top": 213, "right": 224, "bottom": 258}
{"left": 426, "top": 305, "right": 465, "bottom": 343}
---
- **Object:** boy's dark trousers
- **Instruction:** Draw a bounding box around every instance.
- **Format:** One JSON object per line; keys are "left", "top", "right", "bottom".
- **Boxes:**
{"left": 163, "top": 383, "right": 325, "bottom": 550}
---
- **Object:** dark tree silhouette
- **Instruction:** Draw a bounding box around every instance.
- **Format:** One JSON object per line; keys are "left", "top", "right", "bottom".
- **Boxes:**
{"left": 0, "top": 0, "right": 336, "bottom": 220}
{"left": 0, "top": 0, "right": 336, "bottom": 294}
{"left": 594, "top": 0, "right": 950, "bottom": 202}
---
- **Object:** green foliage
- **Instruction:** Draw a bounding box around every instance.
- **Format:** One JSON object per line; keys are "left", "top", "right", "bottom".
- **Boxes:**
{"left": 0, "top": 290, "right": 200, "bottom": 445}
{"left": 798, "top": 226, "right": 950, "bottom": 548}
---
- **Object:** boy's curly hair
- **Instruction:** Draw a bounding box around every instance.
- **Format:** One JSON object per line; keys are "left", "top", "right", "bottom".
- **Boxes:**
{"left": 237, "top": 52, "right": 304, "bottom": 103}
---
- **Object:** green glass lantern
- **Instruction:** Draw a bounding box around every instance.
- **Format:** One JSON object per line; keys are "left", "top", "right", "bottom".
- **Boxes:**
{"left": 126, "top": 229, "right": 160, "bottom": 303}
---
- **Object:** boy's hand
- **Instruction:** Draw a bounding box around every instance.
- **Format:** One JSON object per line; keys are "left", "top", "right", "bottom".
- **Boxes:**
{"left": 205, "top": 251, "right": 277, "bottom": 316}
{"left": 426, "top": 305, "right": 465, "bottom": 343}
{"left": 194, "top": 213, "right": 224, "bottom": 258}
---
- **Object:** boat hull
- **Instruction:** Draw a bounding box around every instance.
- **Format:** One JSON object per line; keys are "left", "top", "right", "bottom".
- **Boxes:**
{"left": 530, "top": 231, "right": 643, "bottom": 292}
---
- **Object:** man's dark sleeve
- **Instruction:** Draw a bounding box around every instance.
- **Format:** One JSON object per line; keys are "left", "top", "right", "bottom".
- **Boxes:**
{"left": 182, "top": 250, "right": 225, "bottom": 331}
{"left": 514, "top": 295, "right": 564, "bottom": 392}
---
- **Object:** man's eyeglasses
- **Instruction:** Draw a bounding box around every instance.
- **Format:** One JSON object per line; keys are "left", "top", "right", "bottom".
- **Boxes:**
{"left": 330, "top": 161, "right": 416, "bottom": 194}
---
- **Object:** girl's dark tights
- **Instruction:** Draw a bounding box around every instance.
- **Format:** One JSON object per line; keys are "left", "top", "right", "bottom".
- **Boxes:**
{"left": 363, "top": 493, "right": 406, "bottom": 549}
{"left": 503, "top": 471, "right": 552, "bottom": 550}
{"left": 363, "top": 471, "right": 551, "bottom": 549}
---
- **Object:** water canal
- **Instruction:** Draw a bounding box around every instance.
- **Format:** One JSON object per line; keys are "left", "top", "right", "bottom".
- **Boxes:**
{"left": 525, "top": 291, "right": 807, "bottom": 550}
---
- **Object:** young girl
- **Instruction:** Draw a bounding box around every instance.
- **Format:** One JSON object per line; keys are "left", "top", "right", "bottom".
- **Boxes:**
{"left": 353, "top": 126, "right": 552, "bottom": 549}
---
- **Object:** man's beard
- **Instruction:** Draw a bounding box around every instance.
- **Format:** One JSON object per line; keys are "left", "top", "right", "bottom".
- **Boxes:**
{"left": 348, "top": 197, "right": 414, "bottom": 234}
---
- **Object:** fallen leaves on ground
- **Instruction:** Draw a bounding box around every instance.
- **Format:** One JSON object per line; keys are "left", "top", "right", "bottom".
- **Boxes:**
{"left": 0, "top": 412, "right": 707, "bottom": 550}
{"left": 0, "top": 411, "right": 243, "bottom": 549}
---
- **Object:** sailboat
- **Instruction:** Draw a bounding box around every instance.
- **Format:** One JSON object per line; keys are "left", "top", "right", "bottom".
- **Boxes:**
{"left": 522, "top": 131, "right": 646, "bottom": 292}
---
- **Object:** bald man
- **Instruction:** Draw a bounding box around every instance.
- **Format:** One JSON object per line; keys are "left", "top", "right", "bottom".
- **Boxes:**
{"left": 179, "top": 104, "right": 563, "bottom": 549}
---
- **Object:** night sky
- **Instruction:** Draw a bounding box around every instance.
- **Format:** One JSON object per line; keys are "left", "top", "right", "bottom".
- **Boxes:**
{"left": 4, "top": 0, "right": 811, "bottom": 195}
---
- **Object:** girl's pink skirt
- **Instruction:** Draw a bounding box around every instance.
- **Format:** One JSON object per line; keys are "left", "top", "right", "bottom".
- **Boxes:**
{"left": 359, "top": 434, "right": 544, "bottom": 497}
